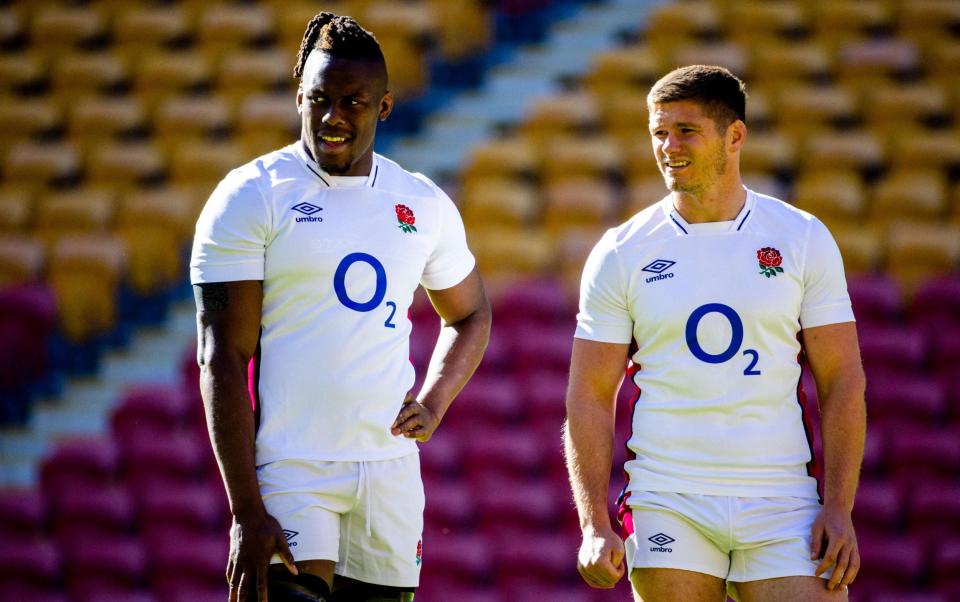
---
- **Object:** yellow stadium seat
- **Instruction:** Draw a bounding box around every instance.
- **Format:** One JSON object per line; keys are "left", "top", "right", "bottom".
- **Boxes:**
{"left": 134, "top": 50, "right": 213, "bottom": 109}
{"left": 541, "top": 135, "right": 623, "bottom": 183}
{"left": 773, "top": 84, "right": 859, "bottom": 137}
{"left": 112, "top": 4, "right": 191, "bottom": 54}
{"left": 114, "top": 223, "right": 183, "bottom": 296}
{"left": 169, "top": 141, "right": 247, "bottom": 188}
{"left": 153, "top": 95, "right": 232, "bottom": 149}
{"left": 86, "top": 142, "right": 165, "bottom": 188}
{"left": 0, "top": 234, "right": 44, "bottom": 287}
{"left": 830, "top": 224, "right": 883, "bottom": 276}
{"left": 466, "top": 226, "right": 554, "bottom": 285}
{"left": 522, "top": 91, "right": 602, "bottom": 146}
{"left": 583, "top": 45, "right": 660, "bottom": 100}
{"left": 727, "top": 1, "right": 808, "bottom": 41}
{"left": 672, "top": 42, "right": 749, "bottom": 81}
{"left": 361, "top": 1, "right": 436, "bottom": 39}
{"left": 623, "top": 175, "right": 667, "bottom": 220}
{"left": 0, "top": 97, "right": 60, "bottom": 139}
{"left": 749, "top": 42, "right": 832, "bottom": 87}
{"left": 597, "top": 90, "right": 650, "bottom": 150}
{"left": 898, "top": 0, "right": 960, "bottom": 41}
{"left": 889, "top": 130, "right": 960, "bottom": 171}
{"left": 121, "top": 187, "right": 199, "bottom": 243}
{"left": 427, "top": 0, "right": 491, "bottom": 60}
{"left": 792, "top": 170, "right": 866, "bottom": 223}
{"left": 67, "top": 96, "right": 146, "bottom": 148}
{"left": 0, "top": 8, "right": 23, "bottom": 48}
{"left": 542, "top": 177, "right": 617, "bottom": 236}
{"left": 48, "top": 234, "right": 126, "bottom": 343}
{"left": 0, "top": 51, "right": 46, "bottom": 90}
{"left": 461, "top": 136, "right": 538, "bottom": 182}
{"left": 234, "top": 92, "right": 299, "bottom": 139}
{"left": 644, "top": 1, "right": 723, "bottom": 55}
{"left": 810, "top": 1, "right": 893, "bottom": 47}
{"left": 3, "top": 142, "right": 81, "bottom": 186}
{"left": 870, "top": 170, "right": 949, "bottom": 223}
{"left": 740, "top": 131, "right": 795, "bottom": 174}
{"left": 0, "top": 187, "right": 35, "bottom": 234}
{"left": 622, "top": 137, "right": 662, "bottom": 182}
{"left": 835, "top": 38, "right": 921, "bottom": 90}
{"left": 376, "top": 33, "right": 429, "bottom": 100}
{"left": 800, "top": 130, "right": 885, "bottom": 173}
{"left": 33, "top": 188, "right": 117, "bottom": 247}
{"left": 49, "top": 51, "right": 129, "bottom": 100}
{"left": 29, "top": 6, "right": 107, "bottom": 54}
{"left": 196, "top": 3, "right": 275, "bottom": 59}
{"left": 217, "top": 49, "right": 291, "bottom": 104}
{"left": 555, "top": 224, "right": 608, "bottom": 293}
{"left": 927, "top": 39, "right": 960, "bottom": 85}
{"left": 460, "top": 177, "right": 539, "bottom": 229}
{"left": 276, "top": 2, "right": 349, "bottom": 55}
{"left": 885, "top": 221, "right": 960, "bottom": 296}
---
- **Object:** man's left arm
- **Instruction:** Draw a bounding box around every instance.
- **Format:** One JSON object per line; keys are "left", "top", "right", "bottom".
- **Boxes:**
{"left": 391, "top": 268, "right": 491, "bottom": 441}
{"left": 802, "top": 321, "right": 866, "bottom": 592}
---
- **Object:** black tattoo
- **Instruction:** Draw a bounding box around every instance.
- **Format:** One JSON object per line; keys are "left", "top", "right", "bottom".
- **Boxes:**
{"left": 194, "top": 283, "right": 228, "bottom": 312}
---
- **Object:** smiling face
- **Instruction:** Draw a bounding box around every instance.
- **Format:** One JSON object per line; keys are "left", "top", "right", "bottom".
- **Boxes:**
{"left": 648, "top": 100, "right": 741, "bottom": 199}
{"left": 297, "top": 50, "right": 393, "bottom": 176}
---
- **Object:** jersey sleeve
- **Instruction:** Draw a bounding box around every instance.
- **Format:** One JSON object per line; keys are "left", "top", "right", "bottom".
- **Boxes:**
{"left": 575, "top": 230, "right": 634, "bottom": 344}
{"left": 799, "top": 218, "right": 855, "bottom": 328}
{"left": 190, "top": 169, "right": 270, "bottom": 284}
{"left": 420, "top": 189, "right": 476, "bottom": 291}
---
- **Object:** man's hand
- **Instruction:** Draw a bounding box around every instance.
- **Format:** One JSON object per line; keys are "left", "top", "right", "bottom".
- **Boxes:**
{"left": 811, "top": 504, "right": 859, "bottom": 592}
{"left": 391, "top": 392, "right": 441, "bottom": 442}
{"left": 227, "top": 512, "right": 298, "bottom": 602}
{"left": 577, "top": 525, "right": 626, "bottom": 589}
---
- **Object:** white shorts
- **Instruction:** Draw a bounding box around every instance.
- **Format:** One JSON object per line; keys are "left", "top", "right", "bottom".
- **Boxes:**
{"left": 257, "top": 453, "right": 424, "bottom": 588}
{"left": 623, "top": 491, "right": 829, "bottom": 587}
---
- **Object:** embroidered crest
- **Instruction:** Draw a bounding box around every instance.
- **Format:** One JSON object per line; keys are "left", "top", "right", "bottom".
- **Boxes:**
{"left": 757, "top": 247, "right": 784, "bottom": 278}
{"left": 395, "top": 204, "right": 417, "bottom": 233}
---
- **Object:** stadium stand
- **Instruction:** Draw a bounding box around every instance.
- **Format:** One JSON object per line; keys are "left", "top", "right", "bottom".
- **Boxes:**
{"left": 0, "top": 0, "right": 958, "bottom": 600}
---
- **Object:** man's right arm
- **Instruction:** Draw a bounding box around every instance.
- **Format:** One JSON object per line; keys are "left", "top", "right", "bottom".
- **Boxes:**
{"left": 194, "top": 280, "right": 295, "bottom": 602}
{"left": 564, "top": 337, "right": 630, "bottom": 589}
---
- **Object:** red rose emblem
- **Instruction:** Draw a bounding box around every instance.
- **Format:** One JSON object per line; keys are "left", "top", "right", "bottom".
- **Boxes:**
{"left": 395, "top": 204, "right": 415, "bottom": 226}
{"left": 757, "top": 247, "right": 782, "bottom": 268}
{"left": 757, "top": 247, "right": 785, "bottom": 278}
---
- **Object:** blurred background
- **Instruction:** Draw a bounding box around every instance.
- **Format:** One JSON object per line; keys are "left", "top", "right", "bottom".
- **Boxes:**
{"left": 0, "top": 0, "right": 959, "bottom": 600}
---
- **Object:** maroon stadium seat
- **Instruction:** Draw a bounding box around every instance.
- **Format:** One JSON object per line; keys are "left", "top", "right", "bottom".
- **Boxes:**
{"left": 461, "top": 426, "right": 546, "bottom": 479}
{"left": 861, "top": 424, "right": 888, "bottom": 477}
{"left": 500, "top": 582, "right": 592, "bottom": 602}
{"left": 49, "top": 485, "right": 135, "bottom": 541}
{"left": 62, "top": 534, "right": 148, "bottom": 600}
{"left": 869, "top": 594, "right": 949, "bottom": 602}
{"left": 931, "top": 538, "right": 960, "bottom": 597}
{"left": 119, "top": 431, "right": 210, "bottom": 490}
{"left": 855, "top": 533, "right": 928, "bottom": 592}
{"left": 888, "top": 426, "right": 960, "bottom": 484}
{"left": 929, "top": 323, "right": 960, "bottom": 381}
{"left": 150, "top": 533, "right": 227, "bottom": 597}
{"left": 857, "top": 323, "right": 928, "bottom": 375}
{"left": 0, "top": 283, "right": 57, "bottom": 392}
{"left": 525, "top": 368, "right": 570, "bottom": 427}
{"left": 445, "top": 372, "right": 523, "bottom": 428}
{"left": 111, "top": 384, "right": 191, "bottom": 446}
{"left": 847, "top": 274, "right": 903, "bottom": 325}
{"left": 40, "top": 437, "right": 118, "bottom": 498}
{"left": 474, "top": 476, "right": 566, "bottom": 537}
{"left": 0, "top": 487, "right": 46, "bottom": 539}
{"left": 0, "top": 538, "right": 61, "bottom": 596}
{"left": 509, "top": 323, "right": 574, "bottom": 377}
{"left": 866, "top": 373, "right": 948, "bottom": 427}
{"left": 491, "top": 530, "right": 578, "bottom": 586}
{"left": 907, "top": 482, "right": 960, "bottom": 544}
{"left": 136, "top": 482, "right": 228, "bottom": 543}
{"left": 423, "top": 478, "right": 477, "bottom": 532}
{"left": 419, "top": 531, "right": 493, "bottom": 585}
{"left": 853, "top": 479, "right": 904, "bottom": 536}
{"left": 912, "top": 276, "right": 960, "bottom": 330}
{"left": 415, "top": 580, "right": 498, "bottom": 602}
{"left": 419, "top": 428, "right": 463, "bottom": 479}
{"left": 490, "top": 278, "right": 576, "bottom": 328}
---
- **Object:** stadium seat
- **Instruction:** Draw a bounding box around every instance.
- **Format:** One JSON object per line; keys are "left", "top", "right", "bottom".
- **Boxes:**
{"left": 418, "top": 428, "right": 463, "bottom": 480}
{"left": 856, "top": 323, "right": 928, "bottom": 374}
{"left": 447, "top": 372, "right": 523, "bottom": 427}
{"left": 423, "top": 478, "right": 476, "bottom": 532}
{"left": 810, "top": 1, "right": 892, "bottom": 44}
{"left": 0, "top": 97, "right": 60, "bottom": 141}
{"left": 0, "top": 538, "right": 62, "bottom": 597}
{"left": 728, "top": 0, "right": 807, "bottom": 41}
{"left": 134, "top": 50, "right": 213, "bottom": 108}
{"left": 40, "top": 437, "right": 118, "bottom": 498}
{"left": 887, "top": 426, "right": 960, "bottom": 485}
{"left": 912, "top": 276, "right": 960, "bottom": 330}
{"left": 461, "top": 427, "right": 546, "bottom": 479}
{"left": 0, "top": 235, "right": 44, "bottom": 287}
{"left": 644, "top": 1, "right": 722, "bottom": 56}
{"left": 169, "top": 140, "right": 247, "bottom": 187}
{"left": 739, "top": 131, "right": 796, "bottom": 175}
{"left": 86, "top": 141, "right": 166, "bottom": 188}
{"left": 136, "top": 482, "right": 227, "bottom": 543}
{"left": 855, "top": 533, "right": 928, "bottom": 592}
{"left": 488, "top": 278, "right": 576, "bottom": 329}
{"left": 600, "top": 91, "right": 654, "bottom": 155}
{"left": 49, "top": 485, "right": 135, "bottom": 542}
{"left": 584, "top": 45, "right": 659, "bottom": 101}
{"left": 890, "top": 131, "right": 960, "bottom": 172}
{"left": 623, "top": 175, "right": 668, "bottom": 219}
{"left": 467, "top": 226, "right": 554, "bottom": 286}
{"left": 864, "top": 83, "right": 951, "bottom": 134}
{"left": 885, "top": 222, "right": 960, "bottom": 296}
{"left": 47, "top": 234, "right": 126, "bottom": 343}
{"left": 419, "top": 531, "right": 492, "bottom": 585}
{"left": 853, "top": 479, "right": 904, "bottom": 537}
{"left": 491, "top": 531, "right": 580, "bottom": 591}
{"left": 931, "top": 538, "right": 960, "bottom": 596}
{"left": 195, "top": 3, "right": 275, "bottom": 57}
{"left": 791, "top": 169, "right": 866, "bottom": 224}
{"left": 541, "top": 135, "right": 623, "bottom": 183}
{"left": 67, "top": 96, "right": 147, "bottom": 149}
{"left": 0, "top": 283, "right": 57, "bottom": 418}
{"left": 149, "top": 532, "right": 228, "bottom": 598}
{"left": 847, "top": 274, "right": 903, "bottom": 325}
{"left": 49, "top": 50, "right": 129, "bottom": 100}
{"left": 861, "top": 425, "right": 888, "bottom": 478}
{"left": 907, "top": 482, "right": 960, "bottom": 546}
{"left": 836, "top": 38, "right": 921, "bottom": 89}
{"left": 111, "top": 384, "right": 191, "bottom": 446}
{"left": 29, "top": 6, "right": 108, "bottom": 53}
{"left": 61, "top": 534, "right": 148, "bottom": 600}
{"left": 462, "top": 136, "right": 537, "bottom": 183}
{"left": 521, "top": 91, "right": 602, "bottom": 146}
{"left": 775, "top": 85, "right": 859, "bottom": 139}
{"left": 218, "top": 52, "right": 291, "bottom": 105}
{"left": 800, "top": 130, "right": 885, "bottom": 173}
{"left": 153, "top": 95, "right": 232, "bottom": 144}
{"left": 898, "top": 0, "right": 960, "bottom": 41}
{"left": 870, "top": 170, "right": 949, "bottom": 224}
{"left": 427, "top": 0, "right": 491, "bottom": 61}
{"left": 508, "top": 322, "right": 574, "bottom": 377}
{"left": 461, "top": 177, "right": 539, "bottom": 229}
{"left": 112, "top": 4, "right": 191, "bottom": 54}
{"left": 866, "top": 373, "right": 947, "bottom": 428}
{"left": 3, "top": 141, "right": 81, "bottom": 186}
{"left": 0, "top": 487, "right": 46, "bottom": 540}
{"left": 672, "top": 42, "right": 749, "bottom": 85}
{"left": 542, "top": 177, "right": 617, "bottom": 236}
{"left": 33, "top": 188, "right": 117, "bottom": 247}
{"left": 119, "top": 432, "right": 210, "bottom": 490}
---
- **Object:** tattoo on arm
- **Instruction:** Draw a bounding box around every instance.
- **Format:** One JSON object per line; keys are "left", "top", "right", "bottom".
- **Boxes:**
{"left": 194, "top": 283, "right": 229, "bottom": 312}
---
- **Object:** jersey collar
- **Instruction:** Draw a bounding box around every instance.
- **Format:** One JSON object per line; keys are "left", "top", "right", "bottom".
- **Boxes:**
{"left": 294, "top": 140, "right": 381, "bottom": 189}
{"left": 664, "top": 187, "right": 755, "bottom": 235}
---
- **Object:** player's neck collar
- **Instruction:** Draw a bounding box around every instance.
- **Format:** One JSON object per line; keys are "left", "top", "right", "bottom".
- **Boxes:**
{"left": 295, "top": 141, "right": 381, "bottom": 189}
{"left": 666, "top": 187, "right": 755, "bottom": 235}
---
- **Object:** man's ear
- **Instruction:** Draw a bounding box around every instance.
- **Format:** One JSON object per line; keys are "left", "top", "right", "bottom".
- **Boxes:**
{"left": 296, "top": 87, "right": 303, "bottom": 114}
{"left": 728, "top": 120, "right": 747, "bottom": 152}
{"left": 379, "top": 90, "right": 394, "bottom": 122}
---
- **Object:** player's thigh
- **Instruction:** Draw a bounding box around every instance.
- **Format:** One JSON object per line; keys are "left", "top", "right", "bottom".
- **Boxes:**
{"left": 631, "top": 567, "right": 727, "bottom": 602}
{"left": 735, "top": 575, "right": 847, "bottom": 602}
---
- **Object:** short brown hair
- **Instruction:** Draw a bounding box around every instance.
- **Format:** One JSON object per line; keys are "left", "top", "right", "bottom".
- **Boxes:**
{"left": 648, "top": 65, "right": 747, "bottom": 130}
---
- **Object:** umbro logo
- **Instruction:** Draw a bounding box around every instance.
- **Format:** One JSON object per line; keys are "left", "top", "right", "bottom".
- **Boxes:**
{"left": 648, "top": 532, "right": 674, "bottom": 553}
{"left": 283, "top": 529, "right": 299, "bottom": 547}
{"left": 643, "top": 259, "right": 676, "bottom": 283}
{"left": 292, "top": 203, "right": 324, "bottom": 223}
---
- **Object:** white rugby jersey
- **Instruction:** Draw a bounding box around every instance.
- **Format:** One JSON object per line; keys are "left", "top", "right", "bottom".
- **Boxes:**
{"left": 191, "top": 142, "right": 475, "bottom": 464}
{"left": 575, "top": 189, "right": 854, "bottom": 499}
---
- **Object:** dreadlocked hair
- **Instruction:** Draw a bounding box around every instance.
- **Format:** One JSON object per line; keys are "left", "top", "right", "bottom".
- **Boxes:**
{"left": 293, "top": 12, "right": 386, "bottom": 79}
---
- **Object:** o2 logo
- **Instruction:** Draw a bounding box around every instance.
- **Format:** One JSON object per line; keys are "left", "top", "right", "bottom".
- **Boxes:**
{"left": 333, "top": 253, "right": 397, "bottom": 328}
{"left": 685, "top": 303, "right": 760, "bottom": 375}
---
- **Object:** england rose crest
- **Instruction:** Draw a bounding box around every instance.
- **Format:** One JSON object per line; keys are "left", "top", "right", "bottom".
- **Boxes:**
{"left": 395, "top": 203, "right": 417, "bottom": 233}
{"left": 757, "top": 247, "right": 784, "bottom": 278}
